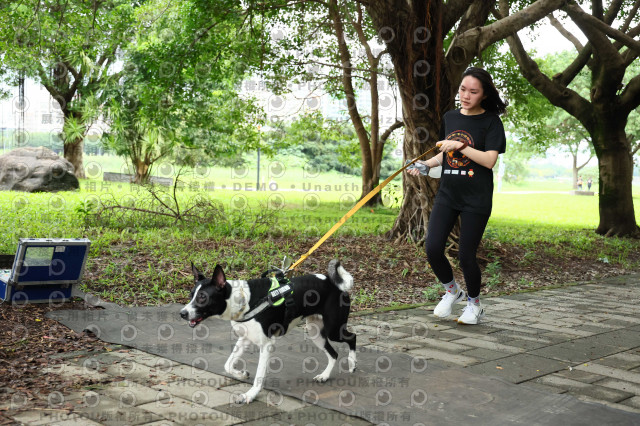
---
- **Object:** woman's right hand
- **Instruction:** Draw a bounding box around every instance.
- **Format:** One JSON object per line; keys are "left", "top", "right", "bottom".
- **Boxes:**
{"left": 406, "top": 160, "right": 429, "bottom": 176}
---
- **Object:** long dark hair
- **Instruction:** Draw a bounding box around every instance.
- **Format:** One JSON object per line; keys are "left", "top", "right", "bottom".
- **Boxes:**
{"left": 461, "top": 67, "right": 508, "bottom": 115}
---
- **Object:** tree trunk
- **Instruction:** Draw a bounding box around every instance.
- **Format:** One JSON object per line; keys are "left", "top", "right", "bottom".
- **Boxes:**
{"left": 133, "top": 160, "right": 150, "bottom": 184}
{"left": 367, "top": 0, "right": 452, "bottom": 240}
{"left": 362, "top": 170, "right": 383, "bottom": 206}
{"left": 502, "top": 1, "right": 640, "bottom": 237}
{"left": 593, "top": 127, "right": 640, "bottom": 237}
{"left": 64, "top": 138, "right": 86, "bottom": 179}
{"left": 329, "top": 0, "right": 383, "bottom": 207}
{"left": 572, "top": 155, "right": 578, "bottom": 189}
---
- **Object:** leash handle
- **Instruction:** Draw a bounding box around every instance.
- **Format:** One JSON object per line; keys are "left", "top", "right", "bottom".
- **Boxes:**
{"left": 288, "top": 146, "right": 439, "bottom": 273}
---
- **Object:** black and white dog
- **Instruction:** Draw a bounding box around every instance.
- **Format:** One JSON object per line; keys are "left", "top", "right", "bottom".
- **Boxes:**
{"left": 179, "top": 259, "right": 357, "bottom": 404}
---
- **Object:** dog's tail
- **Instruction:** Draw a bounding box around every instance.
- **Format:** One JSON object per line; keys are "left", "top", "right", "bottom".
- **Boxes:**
{"left": 327, "top": 259, "right": 354, "bottom": 292}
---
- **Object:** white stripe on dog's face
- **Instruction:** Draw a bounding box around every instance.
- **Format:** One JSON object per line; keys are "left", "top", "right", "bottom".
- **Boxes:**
{"left": 181, "top": 284, "right": 201, "bottom": 320}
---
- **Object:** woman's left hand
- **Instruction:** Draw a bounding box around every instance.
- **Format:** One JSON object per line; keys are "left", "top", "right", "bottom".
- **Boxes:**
{"left": 436, "top": 140, "right": 464, "bottom": 153}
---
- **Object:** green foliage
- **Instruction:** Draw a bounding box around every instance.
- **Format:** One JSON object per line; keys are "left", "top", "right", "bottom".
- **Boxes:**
{"left": 271, "top": 113, "right": 359, "bottom": 174}
{"left": 474, "top": 42, "right": 555, "bottom": 154}
{"left": 422, "top": 283, "right": 441, "bottom": 301}
{"left": 121, "top": 0, "right": 264, "bottom": 163}
{"left": 269, "top": 112, "right": 400, "bottom": 177}
{"left": 249, "top": 1, "right": 389, "bottom": 98}
{"left": 537, "top": 51, "right": 594, "bottom": 163}
{"left": 484, "top": 260, "right": 502, "bottom": 288}
{"left": 352, "top": 288, "right": 379, "bottom": 308}
{"left": 499, "top": 138, "right": 531, "bottom": 183}
{"left": 242, "top": 1, "right": 402, "bottom": 185}
{"left": 0, "top": 0, "right": 141, "bottom": 142}
{"left": 1, "top": 0, "right": 267, "bottom": 173}
{"left": 623, "top": 60, "right": 640, "bottom": 167}
{"left": 102, "top": 67, "right": 176, "bottom": 182}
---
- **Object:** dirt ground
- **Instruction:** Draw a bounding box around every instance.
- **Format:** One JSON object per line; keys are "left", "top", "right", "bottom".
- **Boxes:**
{"left": 1, "top": 235, "right": 638, "bottom": 421}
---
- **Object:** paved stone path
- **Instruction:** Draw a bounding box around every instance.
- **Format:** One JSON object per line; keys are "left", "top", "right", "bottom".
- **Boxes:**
{"left": 4, "top": 274, "right": 640, "bottom": 425}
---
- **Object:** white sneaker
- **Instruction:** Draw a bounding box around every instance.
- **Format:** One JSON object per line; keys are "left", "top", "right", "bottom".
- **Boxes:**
{"left": 457, "top": 302, "right": 485, "bottom": 325}
{"left": 433, "top": 288, "right": 466, "bottom": 318}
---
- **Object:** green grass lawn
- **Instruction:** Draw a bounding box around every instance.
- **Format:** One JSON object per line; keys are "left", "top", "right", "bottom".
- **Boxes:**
{"left": 499, "top": 178, "right": 599, "bottom": 193}
{"left": 1, "top": 162, "right": 638, "bottom": 253}
{"left": 493, "top": 192, "right": 604, "bottom": 228}
{"left": 83, "top": 153, "right": 373, "bottom": 190}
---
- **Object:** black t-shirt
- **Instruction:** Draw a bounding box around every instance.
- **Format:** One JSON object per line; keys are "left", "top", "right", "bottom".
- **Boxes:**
{"left": 434, "top": 109, "right": 506, "bottom": 215}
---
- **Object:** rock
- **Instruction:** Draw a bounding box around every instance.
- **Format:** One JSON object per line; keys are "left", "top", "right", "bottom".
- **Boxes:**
{"left": 0, "top": 147, "right": 79, "bottom": 192}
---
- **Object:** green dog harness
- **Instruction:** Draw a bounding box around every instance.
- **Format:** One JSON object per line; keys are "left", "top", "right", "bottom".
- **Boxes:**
{"left": 236, "top": 272, "right": 296, "bottom": 325}
{"left": 268, "top": 276, "right": 292, "bottom": 306}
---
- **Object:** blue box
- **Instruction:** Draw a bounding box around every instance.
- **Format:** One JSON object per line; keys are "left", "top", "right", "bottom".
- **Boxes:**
{"left": 0, "top": 238, "right": 91, "bottom": 304}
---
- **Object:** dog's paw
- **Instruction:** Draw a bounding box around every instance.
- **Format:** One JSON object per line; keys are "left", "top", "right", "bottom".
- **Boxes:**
{"left": 236, "top": 370, "right": 250, "bottom": 380}
{"left": 232, "top": 393, "right": 253, "bottom": 405}
{"left": 313, "top": 374, "right": 329, "bottom": 383}
{"left": 231, "top": 370, "right": 250, "bottom": 380}
{"left": 348, "top": 354, "right": 357, "bottom": 373}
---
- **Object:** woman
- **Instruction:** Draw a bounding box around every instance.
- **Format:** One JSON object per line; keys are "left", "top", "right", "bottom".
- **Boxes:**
{"left": 408, "top": 67, "right": 507, "bottom": 324}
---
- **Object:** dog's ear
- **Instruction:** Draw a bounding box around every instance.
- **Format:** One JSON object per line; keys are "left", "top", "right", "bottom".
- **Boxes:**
{"left": 212, "top": 264, "right": 227, "bottom": 288}
{"left": 191, "top": 262, "right": 205, "bottom": 283}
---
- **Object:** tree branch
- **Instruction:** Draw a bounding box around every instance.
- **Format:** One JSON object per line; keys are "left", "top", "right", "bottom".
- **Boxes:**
{"left": 505, "top": 31, "right": 593, "bottom": 130}
{"left": 474, "top": 0, "right": 567, "bottom": 52}
{"left": 547, "top": 13, "right": 583, "bottom": 51}
{"left": 620, "top": 0, "right": 640, "bottom": 32}
{"left": 453, "top": 1, "right": 493, "bottom": 37}
{"left": 442, "top": 0, "right": 476, "bottom": 35}
{"left": 351, "top": 5, "right": 376, "bottom": 68}
{"left": 563, "top": 1, "right": 640, "bottom": 55}
{"left": 631, "top": 138, "right": 640, "bottom": 156}
{"left": 493, "top": 1, "right": 592, "bottom": 88}
{"left": 67, "top": 68, "right": 84, "bottom": 103}
{"left": 37, "top": 64, "right": 65, "bottom": 104}
{"left": 379, "top": 120, "right": 404, "bottom": 142}
{"left": 62, "top": 60, "right": 79, "bottom": 81}
{"left": 578, "top": 153, "right": 594, "bottom": 170}
{"left": 619, "top": 74, "right": 640, "bottom": 114}
{"left": 352, "top": 4, "right": 381, "bottom": 164}
{"left": 328, "top": 0, "right": 369, "bottom": 154}
{"left": 592, "top": 0, "right": 603, "bottom": 20}
{"left": 620, "top": 24, "right": 640, "bottom": 64}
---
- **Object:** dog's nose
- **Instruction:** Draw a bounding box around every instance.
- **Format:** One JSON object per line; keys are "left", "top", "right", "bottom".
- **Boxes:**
{"left": 180, "top": 310, "right": 188, "bottom": 320}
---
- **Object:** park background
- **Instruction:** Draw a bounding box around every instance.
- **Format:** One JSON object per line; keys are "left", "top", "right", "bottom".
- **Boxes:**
{"left": 0, "top": 1, "right": 640, "bottom": 418}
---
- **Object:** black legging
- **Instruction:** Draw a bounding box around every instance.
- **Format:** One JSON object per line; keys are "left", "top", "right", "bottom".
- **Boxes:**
{"left": 425, "top": 203, "right": 490, "bottom": 298}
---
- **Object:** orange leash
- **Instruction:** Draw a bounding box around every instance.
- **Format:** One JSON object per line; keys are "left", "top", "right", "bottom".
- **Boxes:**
{"left": 288, "top": 146, "right": 439, "bottom": 272}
